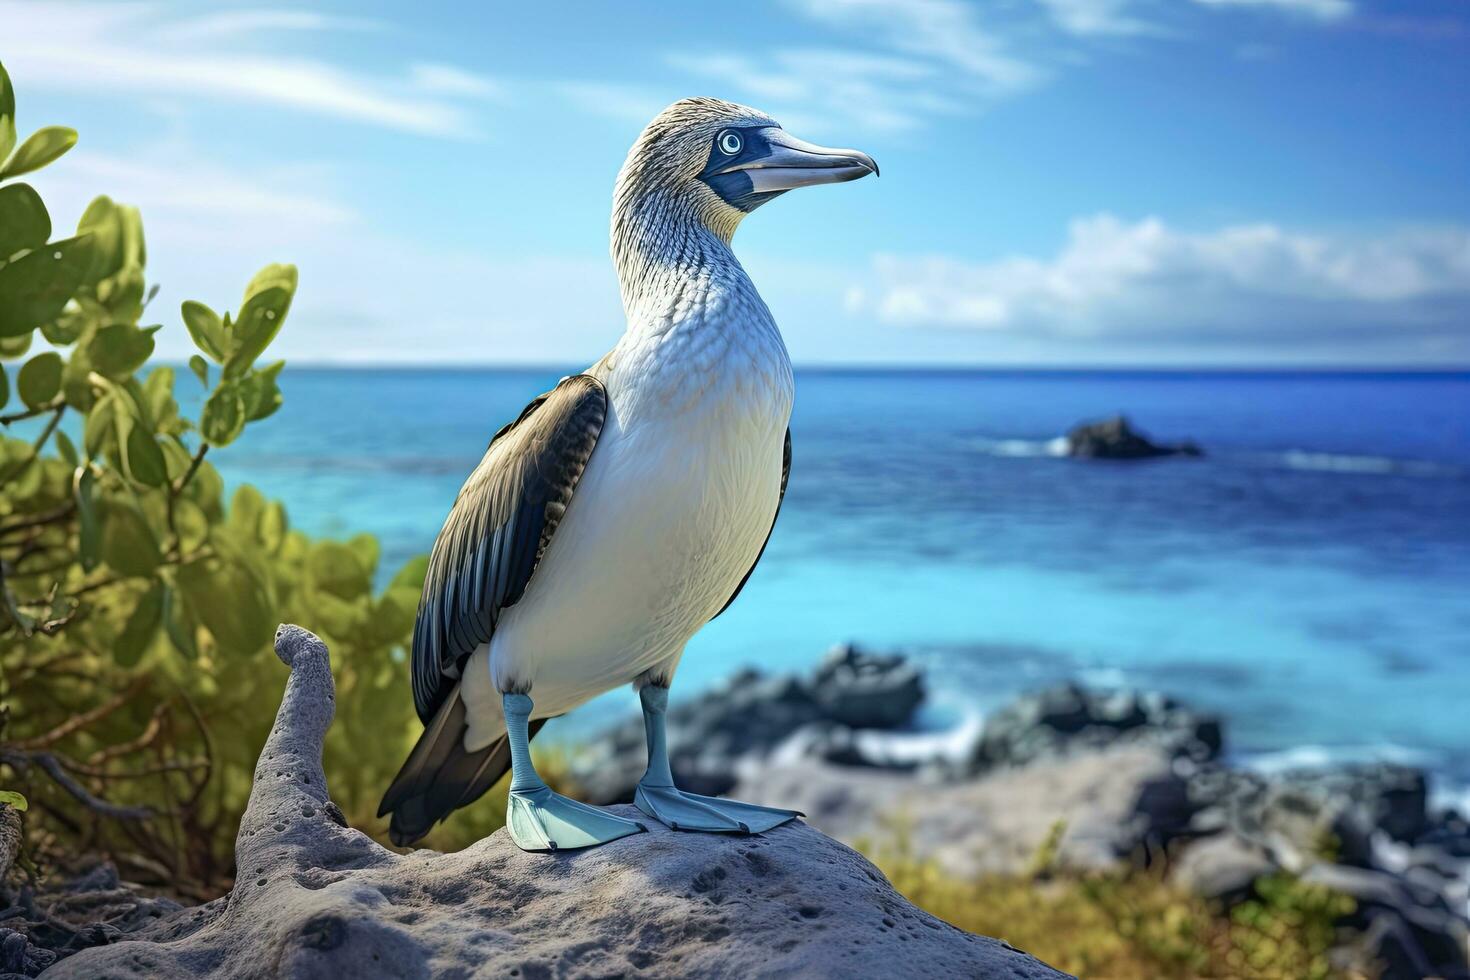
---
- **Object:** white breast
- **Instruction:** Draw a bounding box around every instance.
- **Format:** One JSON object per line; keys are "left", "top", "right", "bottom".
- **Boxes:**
{"left": 459, "top": 297, "right": 793, "bottom": 749}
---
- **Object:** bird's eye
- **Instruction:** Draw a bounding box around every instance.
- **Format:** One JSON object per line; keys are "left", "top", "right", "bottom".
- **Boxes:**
{"left": 718, "top": 131, "right": 743, "bottom": 155}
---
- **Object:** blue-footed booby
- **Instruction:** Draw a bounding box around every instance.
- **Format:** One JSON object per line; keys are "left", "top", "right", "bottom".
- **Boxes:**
{"left": 378, "top": 98, "right": 877, "bottom": 851}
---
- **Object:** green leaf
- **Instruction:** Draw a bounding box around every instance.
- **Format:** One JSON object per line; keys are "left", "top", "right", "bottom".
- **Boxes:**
{"left": 188, "top": 355, "right": 209, "bottom": 388}
{"left": 0, "top": 125, "right": 78, "bottom": 180}
{"left": 260, "top": 501, "right": 288, "bottom": 553}
{"left": 0, "top": 331, "right": 31, "bottom": 359}
{"left": 122, "top": 425, "right": 168, "bottom": 487}
{"left": 223, "top": 264, "right": 296, "bottom": 378}
{"left": 143, "top": 366, "right": 177, "bottom": 426}
{"left": 0, "top": 183, "right": 49, "bottom": 256}
{"left": 0, "top": 791, "right": 26, "bottom": 813}
{"left": 0, "top": 234, "right": 91, "bottom": 338}
{"left": 176, "top": 552, "right": 273, "bottom": 656}
{"left": 76, "top": 195, "right": 144, "bottom": 286}
{"left": 181, "top": 301, "right": 225, "bottom": 362}
{"left": 75, "top": 467, "right": 100, "bottom": 571}
{"left": 84, "top": 389, "right": 119, "bottom": 459}
{"left": 309, "top": 540, "right": 373, "bottom": 600}
{"left": 0, "top": 61, "right": 16, "bottom": 163}
{"left": 388, "top": 554, "right": 429, "bottom": 594}
{"left": 162, "top": 584, "right": 198, "bottom": 660}
{"left": 115, "top": 583, "right": 163, "bottom": 667}
{"left": 99, "top": 497, "right": 161, "bottom": 576}
{"left": 55, "top": 429, "right": 79, "bottom": 466}
{"left": 16, "top": 350, "right": 61, "bottom": 409}
{"left": 238, "top": 360, "right": 284, "bottom": 421}
{"left": 87, "top": 322, "right": 157, "bottom": 379}
{"left": 40, "top": 308, "right": 84, "bottom": 346}
{"left": 200, "top": 384, "right": 245, "bottom": 446}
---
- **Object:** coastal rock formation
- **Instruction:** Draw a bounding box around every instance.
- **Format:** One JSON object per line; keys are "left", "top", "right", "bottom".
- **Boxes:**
{"left": 619, "top": 656, "right": 1468, "bottom": 980}
{"left": 570, "top": 642, "right": 928, "bottom": 805}
{"left": 958, "top": 682, "right": 1222, "bottom": 776}
{"left": 1065, "top": 415, "right": 1202, "bottom": 460}
{"left": 41, "top": 626, "right": 1067, "bottom": 980}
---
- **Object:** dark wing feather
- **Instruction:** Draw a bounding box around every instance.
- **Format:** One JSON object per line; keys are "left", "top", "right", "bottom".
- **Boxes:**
{"left": 409, "top": 374, "right": 607, "bottom": 723}
{"left": 712, "top": 427, "right": 791, "bottom": 620}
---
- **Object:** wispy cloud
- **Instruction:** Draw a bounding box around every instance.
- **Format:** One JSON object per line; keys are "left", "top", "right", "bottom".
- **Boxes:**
{"left": 1191, "top": 0, "right": 1353, "bottom": 22}
{"left": 1035, "top": 0, "right": 1165, "bottom": 37}
{"left": 793, "top": 0, "right": 1042, "bottom": 94}
{"left": 667, "top": 48, "right": 962, "bottom": 133}
{"left": 848, "top": 215, "right": 1470, "bottom": 349}
{"left": 1, "top": 1, "right": 499, "bottom": 137}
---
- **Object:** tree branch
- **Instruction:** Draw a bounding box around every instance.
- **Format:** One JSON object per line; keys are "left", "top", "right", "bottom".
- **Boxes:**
{"left": 0, "top": 396, "right": 65, "bottom": 426}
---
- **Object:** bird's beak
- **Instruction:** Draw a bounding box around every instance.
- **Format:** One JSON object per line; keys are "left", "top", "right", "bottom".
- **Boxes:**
{"left": 715, "top": 128, "right": 878, "bottom": 193}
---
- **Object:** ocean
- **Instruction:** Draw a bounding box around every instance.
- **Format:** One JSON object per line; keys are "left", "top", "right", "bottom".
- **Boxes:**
{"left": 203, "top": 368, "right": 1470, "bottom": 793}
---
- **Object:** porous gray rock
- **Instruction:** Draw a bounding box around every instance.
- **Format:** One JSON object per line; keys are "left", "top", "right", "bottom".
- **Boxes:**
{"left": 43, "top": 626, "right": 1068, "bottom": 980}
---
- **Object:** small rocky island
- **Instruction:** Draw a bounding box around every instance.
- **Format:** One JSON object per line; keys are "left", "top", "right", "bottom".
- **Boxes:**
{"left": 21, "top": 628, "right": 1066, "bottom": 979}
{"left": 1065, "top": 415, "right": 1203, "bottom": 459}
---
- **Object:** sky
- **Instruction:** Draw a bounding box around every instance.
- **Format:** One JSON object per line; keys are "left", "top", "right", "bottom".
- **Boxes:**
{"left": 5, "top": 0, "right": 1469, "bottom": 366}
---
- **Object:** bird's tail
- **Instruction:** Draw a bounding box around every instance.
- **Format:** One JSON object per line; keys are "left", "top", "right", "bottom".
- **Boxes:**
{"left": 377, "top": 685, "right": 544, "bottom": 846}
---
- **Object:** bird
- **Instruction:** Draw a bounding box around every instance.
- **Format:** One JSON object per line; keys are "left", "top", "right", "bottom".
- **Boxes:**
{"left": 378, "top": 97, "right": 877, "bottom": 851}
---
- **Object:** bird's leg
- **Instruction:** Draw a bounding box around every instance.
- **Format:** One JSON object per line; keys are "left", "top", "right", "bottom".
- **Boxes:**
{"left": 502, "top": 692, "right": 645, "bottom": 852}
{"left": 633, "top": 683, "right": 802, "bottom": 834}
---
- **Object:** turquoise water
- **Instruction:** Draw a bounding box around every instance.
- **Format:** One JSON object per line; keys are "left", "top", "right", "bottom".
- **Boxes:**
{"left": 203, "top": 369, "right": 1470, "bottom": 783}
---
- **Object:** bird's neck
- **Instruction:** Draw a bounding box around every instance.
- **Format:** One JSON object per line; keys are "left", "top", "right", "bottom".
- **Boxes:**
{"left": 612, "top": 191, "right": 748, "bottom": 323}
{"left": 607, "top": 192, "right": 792, "bottom": 417}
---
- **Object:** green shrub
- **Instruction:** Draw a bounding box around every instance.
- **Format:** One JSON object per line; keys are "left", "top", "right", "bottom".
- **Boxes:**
{"left": 861, "top": 819, "right": 1356, "bottom": 979}
{"left": 0, "top": 58, "right": 531, "bottom": 896}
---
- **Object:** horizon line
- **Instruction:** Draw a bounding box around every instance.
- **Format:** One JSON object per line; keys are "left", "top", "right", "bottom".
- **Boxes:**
{"left": 170, "top": 360, "right": 1470, "bottom": 375}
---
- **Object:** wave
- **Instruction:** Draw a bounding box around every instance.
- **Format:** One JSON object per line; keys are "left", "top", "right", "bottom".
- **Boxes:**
{"left": 1234, "top": 742, "right": 1437, "bottom": 776}
{"left": 1271, "top": 450, "right": 1456, "bottom": 477}
{"left": 969, "top": 435, "right": 1460, "bottom": 477}
{"left": 969, "top": 436, "right": 1069, "bottom": 459}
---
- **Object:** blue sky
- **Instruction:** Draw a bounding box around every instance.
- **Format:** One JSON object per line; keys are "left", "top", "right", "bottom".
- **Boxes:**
{"left": 6, "top": 0, "right": 1468, "bottom": 365}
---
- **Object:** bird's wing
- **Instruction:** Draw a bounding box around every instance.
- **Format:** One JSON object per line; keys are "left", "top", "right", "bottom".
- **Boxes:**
{"left": 712, "top": 427, "right": 791, "bottom": 620}
{"left": 410, "top": 374, "right": 607, "bottom": 723}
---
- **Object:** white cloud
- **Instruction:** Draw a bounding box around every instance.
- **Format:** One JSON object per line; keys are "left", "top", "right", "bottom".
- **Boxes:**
{"left": 667, "top": 48, "right": 961, "bottom": 133}
{"left": 0, "top": 1, "right": 498, "bottom": 137}
{"left": 27, "top": 146, "right": 620, "bottom": 365}
{"left": 849, "top": 215, "right": 1470, "bottom": 347}
{"left": 1191, "top": 0, "right": 1353, "bottom": 21}
{"left": 793, "top": 0, "right": 1042, "bottom": 94}
{"left": 1035, "top": 0, "right": 1163, "bottom": 37}
{"left": 154, "top": 9, "right": 384, "bottom": 43}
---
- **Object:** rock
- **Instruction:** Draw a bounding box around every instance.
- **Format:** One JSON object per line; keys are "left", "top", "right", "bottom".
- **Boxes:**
{"left": 961, "top": 683, "right": 1221, "bottom": 777}
{"left": 808, "top": 643, "right": 924, "bottom": 729}
{"left": 1187, "top": 762, "right": 1433, "bottom": 870}
{"left": 44, "top": 626, "right": 1068, "bottom": 980}
{"left": 737, "top": 745, "right": 1191, "bottom": 879}
{"left": 573, "top": 645, "right": 927, "bottom": 806}
{"left": 1169, "top": 833, "right": 1275, "bottom": 903}
{"left": 1302, "top": 863, "right": 1469, "bottom": 980}
{"left": 1064, "top": 415, "right": 1202, "bottom": 460}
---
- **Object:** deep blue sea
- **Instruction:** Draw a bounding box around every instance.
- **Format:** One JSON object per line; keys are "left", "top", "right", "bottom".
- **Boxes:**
{"left": 203, "top": 369, "right": 1470, "bottom": 793}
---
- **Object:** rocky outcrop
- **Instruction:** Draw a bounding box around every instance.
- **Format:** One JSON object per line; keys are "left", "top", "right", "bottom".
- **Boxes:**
{"left": 570, "top": 643, "right": 927, "bottom": 805}
{"left": 956, "top": 682, "right": 1222, "bottom": 776}
{"left": 631, "top": 655, "right": 1467, "bottom": 980}
{"left": 41, "top": 627, "right": 1067, "bottom": 980}
{"left": 1064, "top": 415, "right": 1202, "bottom": 460}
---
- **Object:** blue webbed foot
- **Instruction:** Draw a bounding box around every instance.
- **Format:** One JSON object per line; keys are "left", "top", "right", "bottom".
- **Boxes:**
{"left": 501, "top": 690, "right": 645, "bottom": 852}
{"left": 506, "top": 785, "right": 646, "bottom": 852}
{"left": 634, "top": 683, "right": 801, "bottom": 834}
{"left": 634, "top": 782, "right": 801, "bottom": 834}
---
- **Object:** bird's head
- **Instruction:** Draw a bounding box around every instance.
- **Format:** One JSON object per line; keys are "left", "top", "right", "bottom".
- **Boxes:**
{"left": 614, "top": 97, "right": 878, "bottom": 242}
